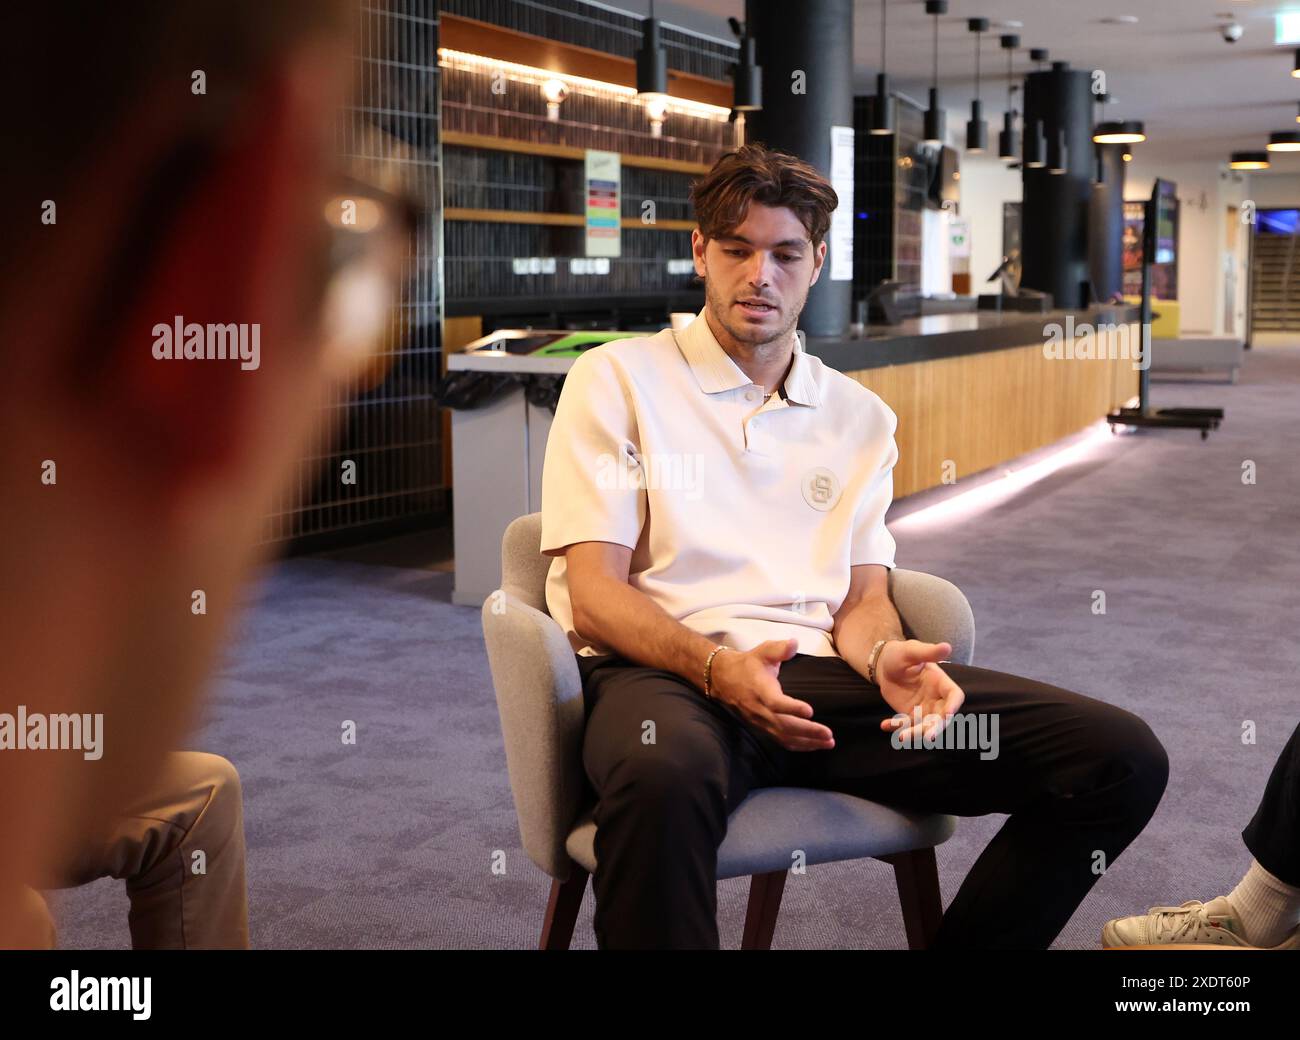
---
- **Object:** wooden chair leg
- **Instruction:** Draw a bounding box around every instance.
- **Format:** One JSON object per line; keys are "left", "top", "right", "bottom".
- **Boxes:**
{"left": 879, "top": 848, "right": 943, "bottom": 949}
{"left": 540, "top": 868, "right": 589, "bottom": 950}
{"left": 741, "top": 869, "right": 788, "bottom": 950}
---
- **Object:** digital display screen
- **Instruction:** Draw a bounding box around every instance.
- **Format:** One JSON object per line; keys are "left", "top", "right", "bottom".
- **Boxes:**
{"left": 1151, "top": 179, "right": 1177, "bottom": 266}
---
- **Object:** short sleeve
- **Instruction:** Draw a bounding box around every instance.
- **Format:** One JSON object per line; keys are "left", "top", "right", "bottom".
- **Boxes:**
{"left": 539, "top": 350, "right": 646, "bottom": 556}
{"left": 849, "top": 401, "right": 898, "bottom": 569}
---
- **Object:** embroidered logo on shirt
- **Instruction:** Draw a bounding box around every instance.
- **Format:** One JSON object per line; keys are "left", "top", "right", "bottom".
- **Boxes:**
{"left": 801, "top": 467, "right": 842, "bottom": 511}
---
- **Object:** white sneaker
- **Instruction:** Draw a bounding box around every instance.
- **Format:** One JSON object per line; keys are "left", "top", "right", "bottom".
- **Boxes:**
{"left": 1102, "top": 896, "right": 1300, "bottom": 950}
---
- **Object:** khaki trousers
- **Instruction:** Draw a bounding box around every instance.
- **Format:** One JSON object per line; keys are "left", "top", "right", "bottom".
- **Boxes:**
{"left": 26, "top": 750, "right": 249, "bottom": 949}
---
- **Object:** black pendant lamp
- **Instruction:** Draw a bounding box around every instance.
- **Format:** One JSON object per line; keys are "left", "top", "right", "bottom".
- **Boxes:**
{"left": 636, "top": 0, "right": 668, "bottom": 98}
{"left": 1023, "top": 48, "right": 1047, "bottom": 167}
{"left": 1094, "top": 120, "right": 1146, "bottom": 144}
{"left": 1268, "top": 130, "right": 1300, "bottom": 152}
{"left": 1024, "top": 121, "right": 1046, "bottom": 167}
{"left": 1091, "top": 90, "right": 1107, "bottom": 184}
{"left": 1048, "top": 126, "right": 1068, "bottom": 174}
{"left": 998, "top": 34, "right": 1020, "bottom": 161}
{"left": 1230, "top": 151, "right": 1270, "bottom": 170}
{"left": 966, "top": 18, "right": 989, "bottom": 154}
{"left": 924, "top": 0, "right": 947, "bottom": 146}
{"left": 870, "top": 0, "right": 893, "bottom": 134}
{"left": 1292, "top": 48, "right": 1300, "bottom": 79}
{"left": 732, "top": 23, "right": 761, "bottom": 111}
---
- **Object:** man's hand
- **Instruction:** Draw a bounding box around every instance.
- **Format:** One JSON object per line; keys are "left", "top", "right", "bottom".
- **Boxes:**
{"left": 710, "top": 638, "right": 834, "bottom": 752}
{"left": 875, "top": 640, "right": 965, "bottom": 742}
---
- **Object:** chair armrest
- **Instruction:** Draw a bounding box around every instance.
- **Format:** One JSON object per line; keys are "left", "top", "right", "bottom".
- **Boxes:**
{"left": 888, "top": 569, "right": 975, "bottom": 666}
{"left": 481, "top": 590, "right": 588, "bottom": 881}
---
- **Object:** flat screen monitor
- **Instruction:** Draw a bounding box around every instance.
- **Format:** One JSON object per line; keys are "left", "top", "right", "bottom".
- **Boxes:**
{"left": 1148, "top": 178, "right": 1177, "bottom": 266}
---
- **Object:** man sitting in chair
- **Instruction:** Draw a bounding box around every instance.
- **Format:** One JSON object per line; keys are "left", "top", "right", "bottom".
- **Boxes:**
{"left": 539, "top": 142, "right": 1168, "bottom": 950}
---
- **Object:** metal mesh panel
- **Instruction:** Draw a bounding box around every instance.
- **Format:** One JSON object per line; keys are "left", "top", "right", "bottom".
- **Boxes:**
{"left": 262, "top": 0, "right": 446, "bottom": 548}
{"left": 854, "top": 92, "right": 924, "bottom": 300}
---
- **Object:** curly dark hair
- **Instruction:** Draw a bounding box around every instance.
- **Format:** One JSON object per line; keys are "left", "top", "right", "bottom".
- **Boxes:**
{"left": 688, "top": 141, "right": 839, "bottom": 251}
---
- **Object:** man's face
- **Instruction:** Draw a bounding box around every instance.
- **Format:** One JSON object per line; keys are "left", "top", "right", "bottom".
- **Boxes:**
{"left": 692, "top": 201, "right": 827, "bottom": 349}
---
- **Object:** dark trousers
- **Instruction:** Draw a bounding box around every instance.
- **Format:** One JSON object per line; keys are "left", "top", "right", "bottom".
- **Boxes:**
{"left": 576, "top": 651, "right": 1170, "bottom": 950}
{"left": 1242, "top": 720, "right": 1300, "bottom": 886}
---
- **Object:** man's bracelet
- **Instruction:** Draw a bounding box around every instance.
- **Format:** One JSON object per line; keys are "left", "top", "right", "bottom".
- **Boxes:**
{"left": 703, "top": 644, "right": 733, "bottom": 699}
{"left": 866, "top": 638, "right": 897, "bottom": 685}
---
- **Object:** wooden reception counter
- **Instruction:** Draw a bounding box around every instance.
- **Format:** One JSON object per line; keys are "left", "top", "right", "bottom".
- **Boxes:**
{"left": 803, "top": 306, "right": 1141, "bottom": 498}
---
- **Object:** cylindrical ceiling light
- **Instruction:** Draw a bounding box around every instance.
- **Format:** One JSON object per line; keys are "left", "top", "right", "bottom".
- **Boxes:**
{"left": 966, "top": 18, "right": 989, "bottom": 154}
{"left": 1295, "top": 100, "right": 1300, "bottom": 124}
{"left": 871, "top": 0, "right": 893, "bottom": 134}
{"left": 1292, "top": 48, "right": 1300, "bottom": 78}
{"left": 1122, "top": 151, "right": 1133, "bottom": 162}
{"left": 1091, "top": 89, "right": 1106, "bottom": 183}
{"left": 732, "top": 31, "right": 761, "bottom": 111}
{"left": 998, "top": 34, "right": 1020, "bottom": 161}
{"left": 636, "top": 0, "right": 668, "bottom": 98}
{"left": 1230, "top": 150, "right": 1270, "bottom": 170}
{"left": 1024, "top": 119, "right": 1046, "bottom": 167}
{"left": 1094, "top": 120, "right": 1146, "bottom": 144}
{"left": 1267, "top": 130, "right": 1300, "bottom": 151}
{"left": 924, "top": 0, "right": 947, "bottom": 146}
{"left": 1021, "top": 48, "right": 1048, "bottom": 168}
{"left": 1048, "top": 126, "right": 1068, "bottom": 174}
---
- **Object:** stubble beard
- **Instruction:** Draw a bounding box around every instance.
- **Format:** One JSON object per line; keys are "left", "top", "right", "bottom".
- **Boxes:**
{"left": 703, "top": 272, "right": 805, "bottom": 351}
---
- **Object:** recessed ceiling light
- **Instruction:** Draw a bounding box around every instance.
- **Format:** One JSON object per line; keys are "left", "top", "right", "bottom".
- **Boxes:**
{"left": 1100, "top": 15, "right": 1140, "bottom": 25}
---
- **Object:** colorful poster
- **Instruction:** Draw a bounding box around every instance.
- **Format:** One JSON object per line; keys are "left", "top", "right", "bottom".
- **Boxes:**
{"left": 584, "top": 149, "right": 621, "bottom": 258}
{"left": 1121, "top": 201, "right": 1144, "bottom": 297}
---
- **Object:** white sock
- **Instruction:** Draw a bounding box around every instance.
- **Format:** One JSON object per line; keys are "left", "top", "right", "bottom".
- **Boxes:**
{"left": 1227, "top": 859, "right": 1300, "bottom": 947}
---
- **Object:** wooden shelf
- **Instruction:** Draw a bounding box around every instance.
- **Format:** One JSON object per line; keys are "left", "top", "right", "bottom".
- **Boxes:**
{"left": 623, "top": 218, "right": 695, "bottom": 231}
{"left": 445, "top": 207, "right": 695, "bottom": 232}
{"left": 444, "top": 290, "right": 704, "bottom": 318}
{"left": 441, "top": 14, "right": 732, "bottom": 110}
{"left": 446, "top": 207, "right": 582, "bottom": 226}
{"left": 443, "top": 130, "right": 712, "bottom": 176}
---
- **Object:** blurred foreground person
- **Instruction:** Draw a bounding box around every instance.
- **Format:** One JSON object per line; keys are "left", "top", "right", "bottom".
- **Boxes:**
{"left": 20, "top": 752, "right": 248, "bottom": 949}
{"left": 0, "top": 1, "right": 407, "bottom": 946}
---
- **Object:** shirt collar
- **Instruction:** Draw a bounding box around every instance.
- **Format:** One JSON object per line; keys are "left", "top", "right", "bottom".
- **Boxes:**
{"left": 676, "top": 306, "right": 820, "bottom": 407}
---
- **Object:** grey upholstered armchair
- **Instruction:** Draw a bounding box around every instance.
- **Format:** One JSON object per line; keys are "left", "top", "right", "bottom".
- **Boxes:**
{"left": 481, "top": 512, "right": 975, "bottom": 949}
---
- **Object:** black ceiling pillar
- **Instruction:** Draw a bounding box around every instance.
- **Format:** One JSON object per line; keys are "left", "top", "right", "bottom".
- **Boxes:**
{"left": 744, "top": 0, "right": 854, "bottom": 336}
{"left": 1021, "top": 63, "right": 1093, "bottom": 309}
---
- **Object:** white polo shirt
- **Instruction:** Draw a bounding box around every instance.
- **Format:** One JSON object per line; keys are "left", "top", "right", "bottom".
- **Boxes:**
{"left": 540, "top": 305, "right": 899, "bottom": 658}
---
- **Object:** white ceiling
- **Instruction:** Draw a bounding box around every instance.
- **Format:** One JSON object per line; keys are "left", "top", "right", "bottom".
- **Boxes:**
{"left": 601, "top": 0, "right": 1300, "bottom": 171}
